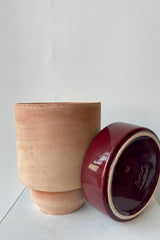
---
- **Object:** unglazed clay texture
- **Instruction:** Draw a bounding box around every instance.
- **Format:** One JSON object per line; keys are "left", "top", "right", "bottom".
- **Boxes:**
{"left": 14, "top": 102, "right": 101, "bottom": 214}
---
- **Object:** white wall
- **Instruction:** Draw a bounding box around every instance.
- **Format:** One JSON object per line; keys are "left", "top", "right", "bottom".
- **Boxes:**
{"left": 0, "top": 0, "right": 160, "bottom": 220}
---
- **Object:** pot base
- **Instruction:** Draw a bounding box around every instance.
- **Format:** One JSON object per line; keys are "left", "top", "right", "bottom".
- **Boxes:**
{"left": 30, "top": 188, "right": 85, "bottom": 215}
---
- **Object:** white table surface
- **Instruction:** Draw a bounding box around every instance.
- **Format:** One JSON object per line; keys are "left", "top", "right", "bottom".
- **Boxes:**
{"left": 0, "top": 187, "right": 160, "bottom": 240}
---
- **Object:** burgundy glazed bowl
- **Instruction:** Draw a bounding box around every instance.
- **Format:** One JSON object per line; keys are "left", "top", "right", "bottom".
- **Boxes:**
{"left": 81, "top": 122, "right": 160, "bottom": 221}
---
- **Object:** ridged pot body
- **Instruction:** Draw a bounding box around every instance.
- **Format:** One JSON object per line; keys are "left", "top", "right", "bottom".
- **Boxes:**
{"left": 15, "top": 102, "right": 101, "bottom": 214}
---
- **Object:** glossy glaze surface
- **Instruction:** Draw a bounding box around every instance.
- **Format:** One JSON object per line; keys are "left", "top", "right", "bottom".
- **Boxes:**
{"left": 81, "top": 122, "right": 160, "bottom": 221}
{"left": 111, "top": 136, "right": 159, "bottom": 216}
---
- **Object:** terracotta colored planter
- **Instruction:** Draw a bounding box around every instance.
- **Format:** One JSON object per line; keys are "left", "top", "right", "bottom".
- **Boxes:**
{"left": 14, "top": 102, "right": 101, "bottom": 214}
{"left": 81, "top": 122, "right": 160, "bottom": 221}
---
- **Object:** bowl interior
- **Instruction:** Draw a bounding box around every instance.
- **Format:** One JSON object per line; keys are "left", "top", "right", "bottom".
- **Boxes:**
{"left": 110, "top": 136, "right": 160, "bottom": 217}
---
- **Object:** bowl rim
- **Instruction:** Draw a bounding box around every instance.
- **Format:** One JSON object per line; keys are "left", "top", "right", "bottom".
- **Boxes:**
{"left": 107, "top": 130, "right": 160, "bottom": 220}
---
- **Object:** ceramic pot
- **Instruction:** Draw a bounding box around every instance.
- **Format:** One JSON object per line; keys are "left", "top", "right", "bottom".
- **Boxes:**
{"left": 81, "top": 122, "right": 160, "bottom": 221}
{"left": 14, "top": 102, "right": 101, "bottom": 214}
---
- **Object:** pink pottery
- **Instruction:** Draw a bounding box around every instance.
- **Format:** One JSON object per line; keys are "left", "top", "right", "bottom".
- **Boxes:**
{"left": 14, "top": 102, "right": 101, "bottom": 214}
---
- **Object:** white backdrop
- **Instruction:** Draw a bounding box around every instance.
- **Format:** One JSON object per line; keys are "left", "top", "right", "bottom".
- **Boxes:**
{"left": 0, "top": 0, "right": 160, "bottom": 220}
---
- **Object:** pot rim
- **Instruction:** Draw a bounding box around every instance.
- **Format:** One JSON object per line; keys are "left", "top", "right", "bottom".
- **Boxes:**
{"left": 14, "top": 102, "right": 101, "bottom": 108}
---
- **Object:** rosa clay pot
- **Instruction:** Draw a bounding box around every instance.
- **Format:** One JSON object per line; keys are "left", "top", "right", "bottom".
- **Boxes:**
{"left": 14, "top": 102, "right": 101, "bottom": 215}
{"left": 81, "top": 122, "right": 160, "bottom": 221}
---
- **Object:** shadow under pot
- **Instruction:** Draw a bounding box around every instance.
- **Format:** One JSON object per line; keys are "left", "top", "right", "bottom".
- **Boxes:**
{"left": 14, "top": 102, "right": 101, "bottom": 215}
{"left": 81, "top": 122, "right": 160, "bottom": 221}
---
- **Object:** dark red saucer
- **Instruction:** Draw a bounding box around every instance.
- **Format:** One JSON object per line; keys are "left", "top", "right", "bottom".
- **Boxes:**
{"left": 81, "top": 122, "right": 160, "bottom": 221}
